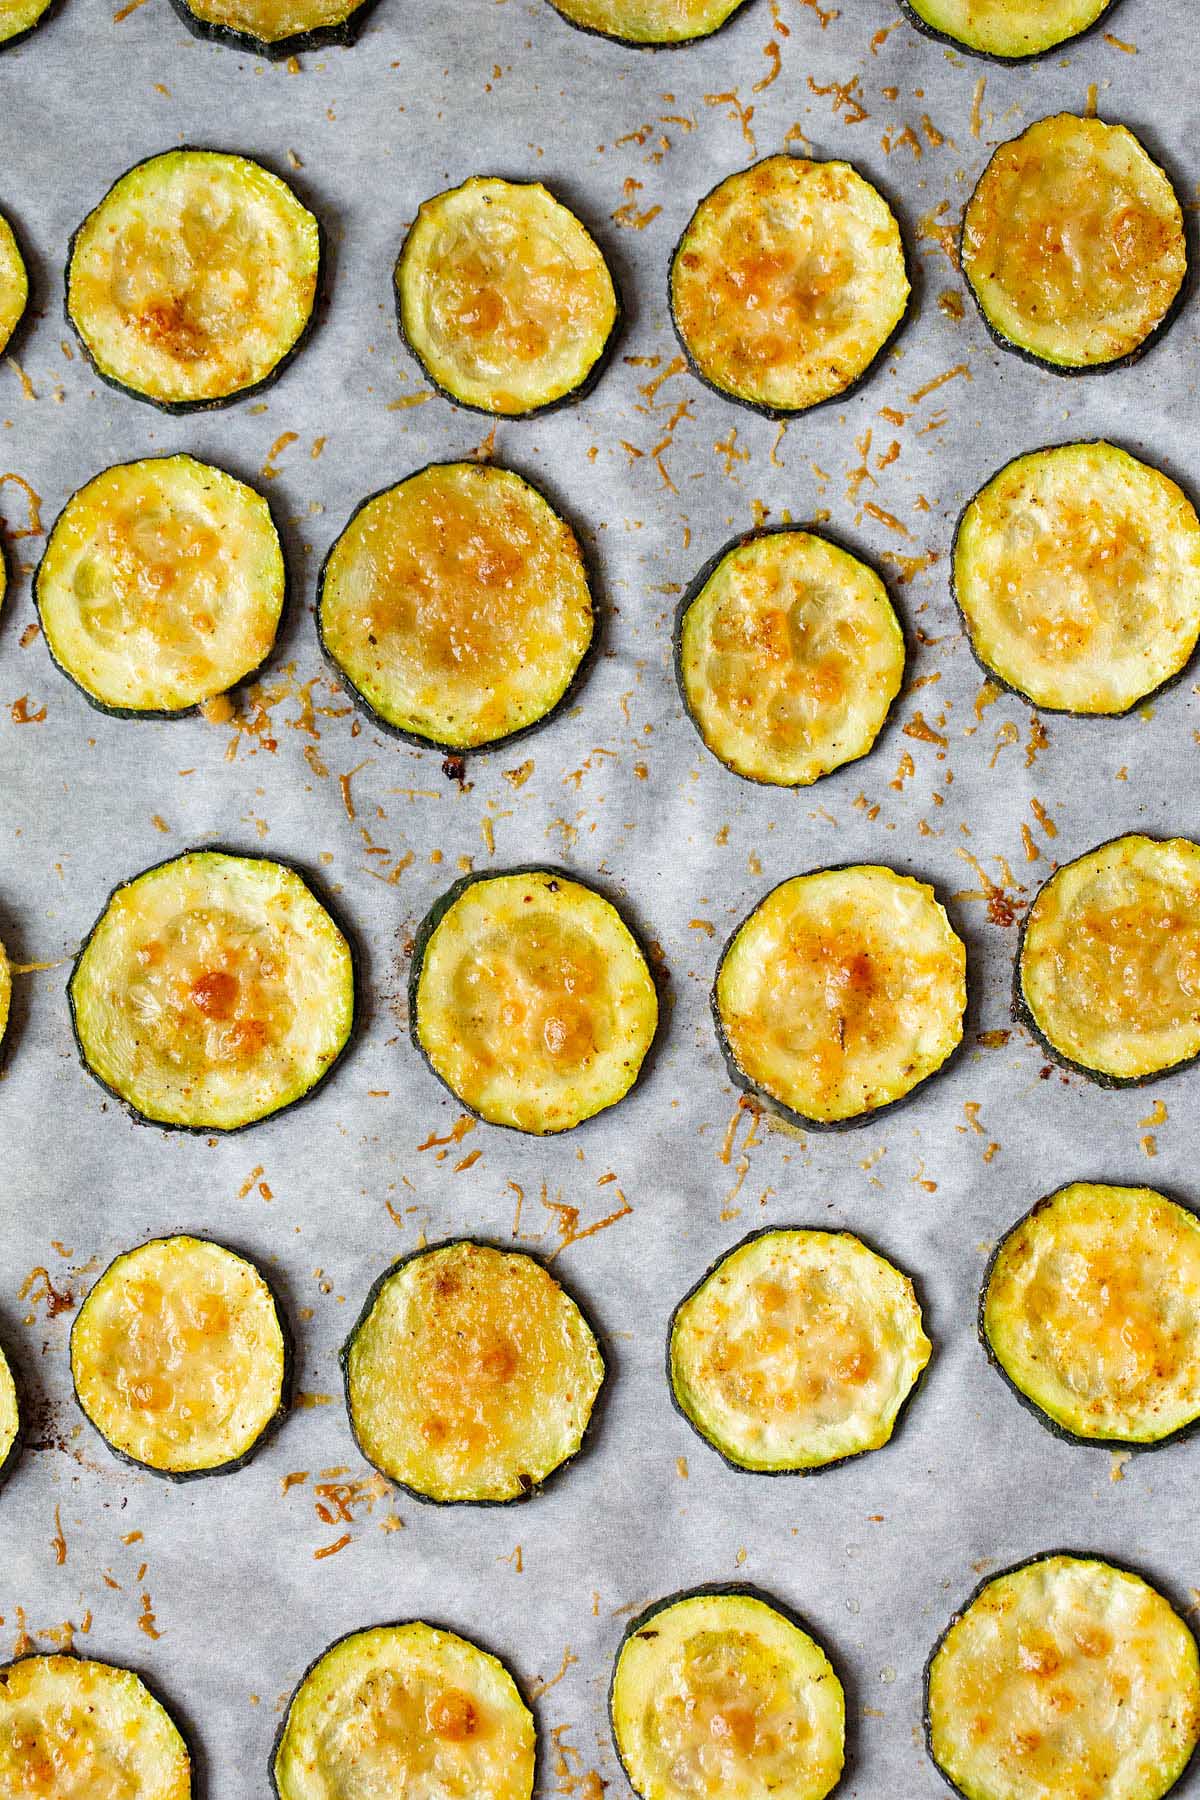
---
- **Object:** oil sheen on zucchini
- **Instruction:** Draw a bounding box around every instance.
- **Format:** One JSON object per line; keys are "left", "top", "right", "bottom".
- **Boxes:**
{"left": 0, "top": 0, "right": 55, "bottom": 46}
{"left": 541, "top": 0, "right": 751, "bottom": 43}
{"left": 67, "top": 150, "right": 321, "bottom": 411}
{"left": 0, "top": 1654, "right": 192, "bottom": 1799}
{"left": 0, "top": 210, "right": 27, "bottom": 354}
{"left": 677, "top": 528, "right": 904, "bottom": 785}
{"left": 273, "top": 1622, "right": 535, "bottom": 1800}
{"left": 412, "top": 868, "right": 657, "bottom": 1133}
{"left": 671, "top": 155, "right": 909, "bottom": 415}
{"left": 318, "top": 462, "right": 593, "bottom": 750}
{"left": 70, "top": 850, "right": 354, "bottom": 1131}
{"left": 1017, "top": 835, "right": 1200, "bottom": 1084}
{"left": 344, "top": 1239, "right": 604, "bottom": 1503}
{"left": 611, "top": 1589, "right": 845, "bottom": 1800}
{"left": 0, "top": 1340, "right": 19, "bottom": 1488}
{"left": 962, "top": 115, "right": 1187, "bottom": 371}
{"left": 396, "top": 177, "right": 619, "bottom": 416}
{"left": 37, "top": 455, "right": 286, "bottom": 717}
{"left": 927, "top": 1555, "right": 1200, "bottom": 1800}
{"left": 71, "top": 1235, "right": 289, "bottom": 1477}
{"left": 900, "top": 0, "right": 1114, "bottom": 58}
{"left": 170, "top": 0, "right": 377, "bottom": 57}
{"left": 954, "top": 442, "right": 1200, "bottom": 715}
{"left": 715, "top": 865, "right": 966, "bottom": 1128}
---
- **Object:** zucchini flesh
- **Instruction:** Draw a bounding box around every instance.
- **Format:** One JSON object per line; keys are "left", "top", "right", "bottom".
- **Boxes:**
{"left": 962, "top": 115, "right": 1186, "bottom": 371}
{"left": 318, "top": 462, "right": 593, "bottom": 750}
{"left": 0, "top": 1654, "right": 191, "bottom": 1798}
{"left": 0, "top": 1340, "right": 18, "bottom": 1482}
{"left": 69, "top": 850, "right": 354, "bottom": 1131}
{"left": 901, "top": 0, "right": 1113, "bottom": 57}
{"left": 396, "top": 177, "right": 618, "bottom": 416}
{"left": 67, "top": 150, "right": 321, "bottom": 410}
{"left": 954, "top": 442, "right": 1200, "bottom": 715}
{"left": 927, "top": 1556, "right": 1200, "bottom": 1800}
{"left": 37, "top": 455, "right": 286, "bottom": 717}
{"left": 671, "top": 155, "right": 908, "bottom": 414}
{"left": 715, "top": 865, "right": 966, "bottom": 1127}
{"left": 0, "top": 210, "right": 27, "bottom": 354}
{"left": 412, "top": 869, "right": 657, "bottom": 1134}
{"left": 0, "top": 938, "right": 9, "bottom": 1053}
{"left": 670, "top": 1228, "right": 929, "bottom": 1471}
{"left": 983, "top": 1183, "right": 1200, "bottom": 1446}
{"left": 0, "top": 0, "right": 53, "bottom": 47}
{"left": 172, "top": 0, "right": 373, "bottom": 52}
{"left": 611, "top": 1591, "right": 844, "bottom": 1800}
{"left": 1018, "top": 835, "right": 1200, "bottom": 1083}
{"left": 273, "top": 1622, "right": 535, "bottom": 1800}
{"left": 71, "top": 1235, "right": 287, "bottom": 1476}
{"left": 542, "top": 0, "right": 751, "bottom": 43}
{"left": 678, "top": 529, "right": 904, "bottom": 785}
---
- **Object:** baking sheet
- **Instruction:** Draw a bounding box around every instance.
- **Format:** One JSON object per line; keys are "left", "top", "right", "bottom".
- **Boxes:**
{"left": 2, "top": 0, "right": 1199, "bottom": 1791}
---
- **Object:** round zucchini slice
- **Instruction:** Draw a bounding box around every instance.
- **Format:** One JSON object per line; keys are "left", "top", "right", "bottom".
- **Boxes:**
{"left": 671, "top": 154, "right": 909, "bottom": 416}
{"left": 611, "top": 1588, "right": 844, "bottom": 1800}
{"left": 677, "top": 528, "right": 904, "bottom": 786}
{"left": 273, "top": 1622, "right": 535, "bottom": 1800}
{"left": 67, "top": 149, "right": 322, "bottom": 412}
{"left": 0, "top": 937, "right": 10, "bottom": 1055}
{"left": 343, "top": 1239, "right": 604, "bottom": 1504}
{"left": 0, "top": 1339, "right": 20, "bottom": 1490}
{"left": 317, "top": 461, "right": 593, "bottom": 752}
{"left": 926, "top": 1554, "right": 1200, "bottom": 1800}
{"left": 0, "top": 0, "right": 54, "bottom": 49}
{"left": 411, "top": 867, "right": 657, "bottom": 1134}
{"left": 715, "top": 865, "right": 966, "bottom": 1129}
{"left": 962, "top": 115, "right": 1187, "bottom": 373}
{"left": 898, "top": 0, "right": 1116, "bottom": 59}
{"left": 396, "top": 176, "right": 619, "bottom": 417}
{"left": 954, "top": 442, "right": 1200, "bottom": 716}
{"left": 169, "top": 0, "right": 379, "bottom": 57}
{"left": 0, "top": 210, "right": 26, "bottom": 354}
{"left": 0, "top": 1654, "right": 192, "bottom": 1798}
{"left": 36, "top": 455, "right": 286, "bottom": 718}
{"left": 71, "top": 1234, "right": 289, "bottom": 1478}
{"left": 1017, "top": 835, "right": 1200, "bottom": 1085}
{"left": 541, "top": 0, "right": 752, "bottom": 44}
{"left": 69, "top": 849, "right": 354, "bottom": 1131}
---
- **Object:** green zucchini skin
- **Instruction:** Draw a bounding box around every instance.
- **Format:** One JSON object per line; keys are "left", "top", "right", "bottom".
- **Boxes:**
{"left": 0, "top": 1338, "right": 22, "bottom": 1495}
{"left": 539, "top": 0, "right": 755, "bottom": 48}
{"left": 166, "top": 0, "right": 382, "bottom": 58}
{"left": 0, "top": 0, "right": 60, "bottom": 53}
{"left": 896, "top": 0, "right": 1120, "bottom": 62}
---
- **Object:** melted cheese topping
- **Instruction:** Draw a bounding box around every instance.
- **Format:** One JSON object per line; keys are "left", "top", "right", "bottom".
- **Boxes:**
{"left": 0, "top": 1655, "right": 191, "bottom": 1800}
{"left": 716, "top": 865, "right": 966, "bottom": 1125}
{"left": 181, "top": 0, "right": 367, "bottom": 41}
{"left": 0, "top": 1343, "right": 18, "bottom": 1471}
{"left": 68, "top": 150, "right": 320, "bottom": 407}
{"left": 543, "top": 0, "right": 748, "bottom": 41}
{"left": 320, "top": 462, "right": 593, "bottom": 749}
{"left": 671, "top": 155, "right": 909, "bottom": 413}
{"left": 904, "top": 0, "right": 1111, "bottom": 56}
{"left": 928, "top": 1557, "right": 1200, "bottom": 1800}
{"left": 274, "top": 1623, "right": 535, "bottom": 1800}
{"left": 1020, "top": 835, "right": 1200, "bottom": 1081}
{"left": 963, "top": 115, "right": 1186, "bottom": 368}
{"left": 397, "top": 177, "right": 617, "bottom": 415}
{"left": 0, "top": 211, "right": 28, "bottom": 356}
{"left": 0, "top": 0, "right": 52, "bottom": 43}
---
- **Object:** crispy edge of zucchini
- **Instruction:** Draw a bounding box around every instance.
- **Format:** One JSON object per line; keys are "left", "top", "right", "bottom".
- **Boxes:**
{"left": 0, "top": 1652, "right": 196, "bottom": 1793}
{"left": 0, "top": 1338, "right": 22, "bottom": 1493}
{"left": 70, "top": 1232, "right": 292, "bottom": 1481}
{"left": 0, "top": 0, "right": 59, "bottom": 52}
{"left": 539, "top": 0, "right": 754, "bottom": 48}
{"left": 166, "top": 0, "right": 382, "bottom": 58}
{"left": 897, "top": 0, "right": 1119, "bottom": 63}
{"left": 315, "top": 460, "right": 598, "bottom": 754}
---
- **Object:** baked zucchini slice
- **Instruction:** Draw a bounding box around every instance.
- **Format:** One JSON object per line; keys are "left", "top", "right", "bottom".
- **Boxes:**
{"left": 898, "top": 0, "right": 1116, "bottom": 59}
{"left": 671, "top": 155, "right": 909, "bottom": 416}
{"left": 0, "top": 210, "right": 27, "bottom": 354}
{"left": 962, "top": 115, "right": 1187, "bottom": 373}
{"left": 396, "top": 177, "right": 619, "bottom": 417}
{"left": 715, "top": 865, "right": 966, "bottom": 1129}
{"left": 0, "top": 0, "right": 55, "bottom": 49}
{"left": 169, "top": 0, "right": 379, "bottom": 57}
{"left": 69, "top": 849, "right": 354, "bottom": 1131}
{"left": 273, "top": 1622, "right": 535, "bottom": 1800}
{"left": 1017, "top": 835, "right": 1200, "bottom": 1085}
{"left": 611, "top": 1588, "right": 844, "bottom": 1800}
{"left": 0, "top": 1654, "right": 192, "bottom": 1798}
{"left": 36, "top": 455, "right": 286, "bottom": 718}
{"left": 67, "top": 149, "right": 322, "bottom": 412}
{"left": 411, "top": 867, "right": 657, "bottom": 1134}
{"left": 541, "top": 0, "right": 752, "bottom": 44}
{"left": 0, "top": 938, "right": 10, "bottom": 1055}
{"left": 71, "top": 1234, "right": 289, "bottom": 1478}
{"left": 954, "top": 442, "right": 1200, "bottom": 716}
{"left": 317, "top": 461, "right": 593, "bottom": 752}
{"left": 0, "top": 1339, "right": 20, "bottom": 1490}
{"left": 926, "top": 1554, "right": 1200, "bottom": 1800}
{"left": 677, "top": 528, "right": 904, "bottom": 786}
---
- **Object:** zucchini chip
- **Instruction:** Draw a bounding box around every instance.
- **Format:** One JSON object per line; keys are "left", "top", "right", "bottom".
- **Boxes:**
{"left": 343, "top": 1239, "right": 604, "bottom": 1503}
{"left": 926, "top": 1554, "right": 1200, "bottom": 1800}
{"left": 0, "top": 1654, "right": 192, "bottom": 1798}
{"left": 36, "top": 455, "right": 286, "bottom": 718}
{"left": 677, "top": 528, "right": 904, "bottom": 786}
{"left": 670, "top": 155, "right": 909, "bottom": 416}
{"left": 962, "top": 115, "right": 1187, "bottom": 372}
{"left": 0, "top": 210, "right": 26, "bottom": 354}
{"left": 71, "top": 1234, "right": 289, "bottom": 1478}
{"left": 67, "top": 149, "right": 322, "bottom": 412}
{"left": 169, "top": 0, "right": 379, "bottom": 57}
{"left": 396, "top": 177, "right": 619, "bottom": 417}
{"left": 669, "top": 1227, "right": 930, "bottom": 1473}
{"left": 273, "top": 1622, "right": 535, "bottom": 1800}
{"left": 714, "top": 865, "right": 966, "bottom": 1129}
{"left": 899, "top": 0, "right": 1115, "bottom": 59}
{"left": 69, "top": 849, "right": 354, "bottom": 1131}
{"left": 0, "top": 1340, "right": 20, "bottom": 1489}
{"left": 954, "top": 442, "right": 1200, "bottom": 716}
{"left": 0, "top": 0, "right": 54, "bottom": 49}
{"left": 0, "top": 937, "right": 10, "bottom": 1054}
{"left": 611, "top": 1589, "right": 844, "bottom": 1800}
{"left": 411, "top": 868, "right": 657, "bottom": 1134}
{"left": 540, "top": 0, "right": 752, "bottom": 45}
{"left": 1017, "top": 835, "right": 1200, "bottom": 1085}
{"left": 317, "top": 462, "right": 593, "bottom": 751}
